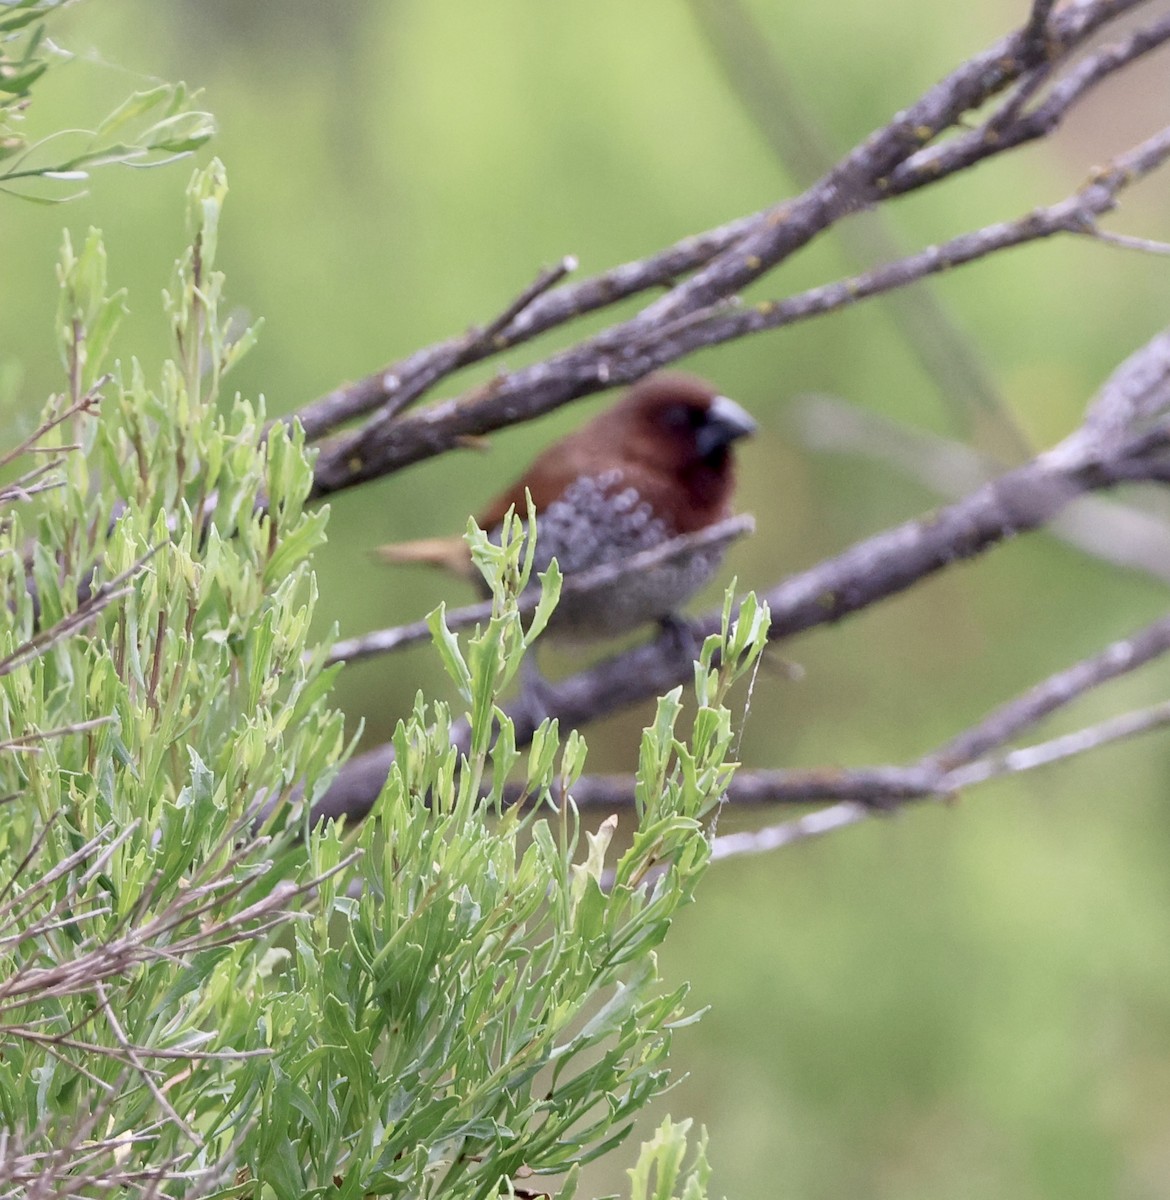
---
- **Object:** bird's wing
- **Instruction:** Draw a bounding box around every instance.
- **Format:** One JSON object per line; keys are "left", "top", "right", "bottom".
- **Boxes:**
{"left": 476, "top": 430, "right": 612, "bottom": 531}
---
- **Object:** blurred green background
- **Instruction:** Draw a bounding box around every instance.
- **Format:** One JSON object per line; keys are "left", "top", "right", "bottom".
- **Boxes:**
{"left": 4, "top": 2, "right": 1170, "bottom": 1196}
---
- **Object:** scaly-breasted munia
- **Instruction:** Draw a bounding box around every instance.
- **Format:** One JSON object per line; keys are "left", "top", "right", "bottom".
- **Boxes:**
{"left": 377, "top": 372, "right": 756, "bottom": 640}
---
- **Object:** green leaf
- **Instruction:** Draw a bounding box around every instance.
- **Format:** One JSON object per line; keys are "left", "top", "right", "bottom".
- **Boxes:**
{"left": 427, "top": 603, "right": 472, "bottom": 700}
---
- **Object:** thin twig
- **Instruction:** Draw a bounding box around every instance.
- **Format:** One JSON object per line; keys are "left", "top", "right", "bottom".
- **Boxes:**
{"left": 927, "top": 612, "right": 1170, "bottom": 770}
{"left": 707, "top": 693, "right": 1170, "bottom": 860}
{"left": 0, "top": 716, "right": 116, "bottom": 752}
{"left": 0, "top": 545, "right": 162, "bottom": 678}
{"left": 0, "top": 387, "right": 103, "bottom": 473}
{"left": 1084, "top": 228, "right": 1170, "bottom": 257}
{"left": 0, "top": 456, "right": 68, "bottom": 508}
{"left": 325, "top": 514, "right": 755, "bottom": 666}
{"left": 948, "top": 698, "right": 1170, "bottom": 787}
{"left": 289, "top": 229, "right": 753, "bottom": 442}
{"left": 366, "top": 256, "right": 581, "bottom": 428}
{"left": 94, "top": 979, "right": 203, "bottom": 1147}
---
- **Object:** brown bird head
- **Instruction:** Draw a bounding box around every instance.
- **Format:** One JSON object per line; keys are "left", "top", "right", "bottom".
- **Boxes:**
{"left": 481, "top": 372, "right": 757, "bottom": 534}
{"left": 601, "top": 373, "right": 757, "bottom": 528}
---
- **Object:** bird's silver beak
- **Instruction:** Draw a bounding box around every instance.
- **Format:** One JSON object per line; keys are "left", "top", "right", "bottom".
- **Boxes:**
{"left": 698, "top": 394, "right": 757, "bottom": 458}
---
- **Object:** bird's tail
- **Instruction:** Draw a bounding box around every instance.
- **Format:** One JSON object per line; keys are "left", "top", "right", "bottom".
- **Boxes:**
{"left": 373, "top": 536, "right": 475, "bottom": 579}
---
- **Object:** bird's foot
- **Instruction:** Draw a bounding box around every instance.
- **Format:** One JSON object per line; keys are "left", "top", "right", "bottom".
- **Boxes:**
{"left": 657, "top": 613, "right": 702, "bottom": 665}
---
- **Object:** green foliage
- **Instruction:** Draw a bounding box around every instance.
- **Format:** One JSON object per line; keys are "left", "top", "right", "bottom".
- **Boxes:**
{"left": 242, "top": 510, "right": 767, "bottom": 1198}
{"left": 628, "top": 1118, "right": 711, "bottom": 1200}
{"left": 0, "top": 0, "right": 213, "bottom": 201}
{"left": 0, "top": 151, "right": 769, "bottom": 1194}
{"left": 0, "top": 159, "right": 347, "bottom": 1193}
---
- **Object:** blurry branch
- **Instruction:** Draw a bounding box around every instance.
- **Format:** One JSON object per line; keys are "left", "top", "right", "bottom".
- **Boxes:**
{"left": 324, "top": 514, "right": 755, "bottom": 666}
{"left": 93, "top": 981, "right": 201, "bottom": 1148}
{"left": 797, "top": 394, "right": 1170, "bottom": 584}
{"left": 308, "top": 325, "right": 1170, "bottom": 828}
{"left": 1083, "top": 328, "right": 1170, "bottom": 439}
{"left": 1087, "top": 228, "right": 1170, "bottom": 256}
{"left": 1024, "top": 0, "right": 1060, "bottom": 50}
{"left": 570, "top": 605, "right": 1170, "bottom": 819}
{"left": 639, "top": 0, "right": 1155, "bottom": 320}
{"left": 617, "top": 128, "right": 1170, "bottom": 366}
{"left": 886, "top": 11, "right": 1170, "bottom": 194}
{"left": 295, "top": 0, "right": 1170, "bottom": 498}
{"left": 696, "top": 0, "right": 1170, "bottom": 594}
{"left": 709, "top": 645, "right": 1170, "bottom": 861}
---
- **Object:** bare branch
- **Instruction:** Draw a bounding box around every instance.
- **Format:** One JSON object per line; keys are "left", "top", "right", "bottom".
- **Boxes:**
{"left": 927, "top": 612, "right": 1170, "bottom": 771}
{"left": 290, "top": 221, "right": 758, "bottom": 442}
{"left": 0, "top": 388, "right": 102, "bottom": 473}
{"left": 1082, "top": 327, "right": 1170, "bottom": 440}
{"left": 636, "top": 0, "right": 1149, "bottom": 325}
{"left": 0, "top": 546, "right": 162, "bottom": 678}
{"left": 568, "top": 766, "right": 937, "bottom": 812}
{"left": 889, "top": 12, "right": 1170, "bottom": 193}
{"left": 307, "top": 323, "right": 1170, "bottom": 829}
{"left": 309, "top": 122, "right": 1170, "bottom": 497}
{"left": 293, "top": 256, "right": 580, "bottom": 443}
{"left": 949, "top": 698, "right": 1170, "bottom": 786}
{"left": 709, "top": 803, "right": 871, "bottom": 858}
{"left": 628, "top": 126, "right": 1170, "bottom": 368}
{"left": 798, "top": 393, "right": 1170, "bottom": 584}
{"left": 708, "top": 692, "right": 1170, "bottom": 860}
{"left": 1084, "top": 228, "right": 1170, "bottom": 257}
{"left": 327, "top": 514, "right": 755, "bottom": 666}
{"left": 295, "top": 4, "right": 1160, "bottom": 472}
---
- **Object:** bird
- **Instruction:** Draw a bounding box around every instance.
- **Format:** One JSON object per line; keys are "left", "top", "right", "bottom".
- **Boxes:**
{"left": 376, "top": 372, "right": 756, "bottom": 642}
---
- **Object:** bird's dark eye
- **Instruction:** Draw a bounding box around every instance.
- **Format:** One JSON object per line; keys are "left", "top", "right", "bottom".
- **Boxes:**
{"left": 660, "top": 404, "right": 698, "bottom": 431}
